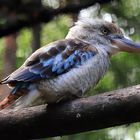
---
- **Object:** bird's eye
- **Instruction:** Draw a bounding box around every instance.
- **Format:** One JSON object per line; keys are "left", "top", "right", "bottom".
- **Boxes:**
{"left": 101, "top": 27, "right": 109, "bottom": 35}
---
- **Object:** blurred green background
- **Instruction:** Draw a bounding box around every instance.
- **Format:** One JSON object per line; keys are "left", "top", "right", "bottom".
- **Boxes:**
{"left": 1, "top": 0, "right": 140, "bottom": 139}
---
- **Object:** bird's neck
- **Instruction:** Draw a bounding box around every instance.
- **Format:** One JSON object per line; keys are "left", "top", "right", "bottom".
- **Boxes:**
{"left": 66, "top": 35, "right": 112, "bottom": 57}
{"left": 66, "top": 26, "right": 117, "bottom": 56}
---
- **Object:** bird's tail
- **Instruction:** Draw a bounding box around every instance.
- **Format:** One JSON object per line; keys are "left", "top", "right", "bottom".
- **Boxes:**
{"left": 0, "top": 83, "right": 28, "bottom": 110}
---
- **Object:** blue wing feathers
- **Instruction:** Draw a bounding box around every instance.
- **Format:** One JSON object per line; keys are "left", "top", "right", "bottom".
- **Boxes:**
{"left": 1, "top": 39, "right": 97, "bottom": 83}
{"left": 40, "top": 65, "right": 54, "bottom": 78}
{"left": 42, "top": 58, "right": 54, "bottom": 67}
{"left": 51, "top": 50, "right": 95, "bottom": 75}
{"left": 29, "top": 63, "right": 44, "bottom": 74}
{"left": 52, "top": 54, "right": 64, "bottom": 72}
{"left": 29, "top": 49, "right": 96, "bottom": 79}
{"left": 64, "top": 53, "right": 77, "bottom": 70}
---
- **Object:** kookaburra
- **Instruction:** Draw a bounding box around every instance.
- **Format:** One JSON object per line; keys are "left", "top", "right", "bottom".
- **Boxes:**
{"left": 0, "top": 18, "right": 140, "bottom": 110}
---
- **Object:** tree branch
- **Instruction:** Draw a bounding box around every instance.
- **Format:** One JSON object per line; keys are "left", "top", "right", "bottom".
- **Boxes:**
{"left": 0, "top": 84, "right": 140, "bottom": 139}
{"left": 0, "top": 0, "right": 114, "bottom": 37}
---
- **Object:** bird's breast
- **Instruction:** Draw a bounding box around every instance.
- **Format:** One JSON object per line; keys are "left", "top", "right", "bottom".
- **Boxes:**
{"left": 38, "top": 53, "right": 110, "bottom": 103}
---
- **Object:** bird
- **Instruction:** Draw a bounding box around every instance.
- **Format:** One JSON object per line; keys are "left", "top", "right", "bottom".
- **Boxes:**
{"left": 0, "top": 18, "right": 140, "bottom": 110}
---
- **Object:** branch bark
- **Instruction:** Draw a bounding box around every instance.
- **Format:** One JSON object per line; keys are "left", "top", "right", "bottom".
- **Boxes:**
{"left": 0, "top": 84, "right": 140, "bottom": 139}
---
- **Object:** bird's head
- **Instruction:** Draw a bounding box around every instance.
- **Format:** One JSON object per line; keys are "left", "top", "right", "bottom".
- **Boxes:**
{"left": 66, "top": 18, "right": 140, "bottom": 55}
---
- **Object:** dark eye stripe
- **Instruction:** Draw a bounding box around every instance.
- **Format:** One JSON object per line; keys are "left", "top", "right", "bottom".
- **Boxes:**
{"left": 101, "top": 26, "right": 110, "bottom": 35}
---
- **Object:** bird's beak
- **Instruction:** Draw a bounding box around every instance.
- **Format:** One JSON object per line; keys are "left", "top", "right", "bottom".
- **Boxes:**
{"left": 108, "top": 34, "right": 140, "bottom": 53}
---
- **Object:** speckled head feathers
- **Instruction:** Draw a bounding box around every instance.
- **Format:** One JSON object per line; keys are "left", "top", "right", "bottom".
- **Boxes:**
{"left": 66, "top": 18, "right": 123, "bottom": 40}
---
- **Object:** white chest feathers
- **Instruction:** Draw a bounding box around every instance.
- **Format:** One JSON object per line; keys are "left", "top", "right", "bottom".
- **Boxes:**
{"left": 38, "top": 52, "right": 110, "bottom": 103}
